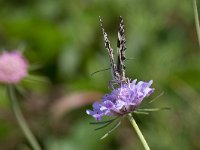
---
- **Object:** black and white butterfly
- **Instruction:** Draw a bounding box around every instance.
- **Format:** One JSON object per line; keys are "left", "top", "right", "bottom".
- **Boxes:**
{"left": 99, "top": 16, "right": 127, "bottom": 85}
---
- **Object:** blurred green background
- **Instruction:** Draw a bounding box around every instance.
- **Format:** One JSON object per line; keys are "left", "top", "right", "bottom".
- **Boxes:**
{"left": 0, "top": 0, "right": 200, "bottom": 149}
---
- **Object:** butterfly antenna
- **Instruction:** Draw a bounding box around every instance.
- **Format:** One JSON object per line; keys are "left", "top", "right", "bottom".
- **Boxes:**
{"left": 90, "top": 67, "right": 111, "bottom": 76}
{"left": 125, "top": 57, "right": 135, "bottom": 61}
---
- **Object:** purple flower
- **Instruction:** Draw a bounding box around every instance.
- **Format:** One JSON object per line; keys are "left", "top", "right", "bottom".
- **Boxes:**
{"left": 0, "top": 51, "right": 28, "bottom": 84}
{"left": 86, "top": 79, "right": 154, "bottom": 121}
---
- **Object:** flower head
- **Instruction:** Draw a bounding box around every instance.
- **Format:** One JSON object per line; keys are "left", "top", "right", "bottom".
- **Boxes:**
{"left": 86, "top": 79, "right": 154, "bottom": 121}
{"left": 0, "top": 51, "right": 28, "bottom": 84}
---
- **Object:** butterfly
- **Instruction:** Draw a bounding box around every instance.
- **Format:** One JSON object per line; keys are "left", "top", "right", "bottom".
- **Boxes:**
{"left": 99, "top": 16, "right": 127, "bottom": 85}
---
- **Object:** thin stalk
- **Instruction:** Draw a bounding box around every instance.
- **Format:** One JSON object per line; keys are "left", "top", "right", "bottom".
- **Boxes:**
{"left": 7, "top": 85, "right": 41, "bottom": 150}
{"left": 127, "top": 113, "right": 150, "bottom": 150}
{"left": 193, "top": 0, "right": 200, "bottom": 48}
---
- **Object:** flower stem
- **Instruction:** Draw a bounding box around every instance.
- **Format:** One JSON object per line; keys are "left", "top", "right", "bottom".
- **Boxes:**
{"left": 7, "top": 85, "right": 41, "bottom": 150}
{"left": 127, "top": 113, "right": 150, "bottom": 150}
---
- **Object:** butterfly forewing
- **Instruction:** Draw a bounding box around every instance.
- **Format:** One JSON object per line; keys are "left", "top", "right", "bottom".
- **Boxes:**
{"left": 99, "top": 16, "right": 118, "bottom": 81}
{"left": 99, "top": 16, "right": 127, "bottom": 84}
{"left": 117, "top": 16, "right": 126, "bottom": 82}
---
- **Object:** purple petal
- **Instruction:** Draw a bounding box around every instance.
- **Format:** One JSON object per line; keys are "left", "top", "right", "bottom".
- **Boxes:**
{"left": 86, "top": 79, "right": 154, "bottom": 120}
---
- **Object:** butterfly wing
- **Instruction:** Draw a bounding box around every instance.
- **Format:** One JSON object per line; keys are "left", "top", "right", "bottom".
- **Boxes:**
{"left": 116, "top": 16, "right": 126, "bottom": 82}
{"left": 99, "top": 16, "right": 118, "bottom": 81}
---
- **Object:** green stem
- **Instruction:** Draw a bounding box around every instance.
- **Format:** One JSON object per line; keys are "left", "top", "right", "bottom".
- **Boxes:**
{"left": 7, "top": 85, "right": 41, "bottom": 150}
{"left": 127, "top": 113, "right": 150, "bottom": 150}
{"left": 193, "top": 0, "right": 200, "bottom": 48}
